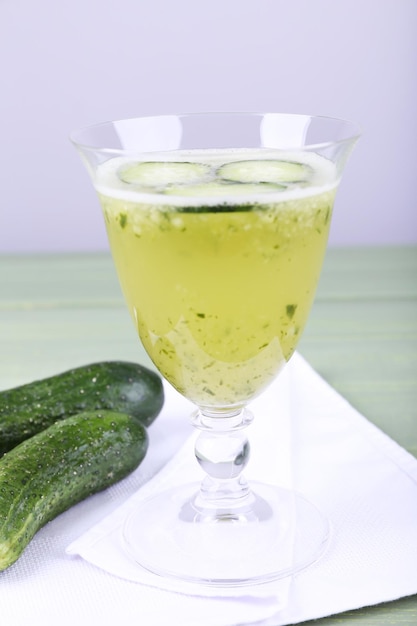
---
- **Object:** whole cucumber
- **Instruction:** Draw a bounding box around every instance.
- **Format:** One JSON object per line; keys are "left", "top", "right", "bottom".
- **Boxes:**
{"left": 0, "top": 361, "right": 164, "bottom": 455}
{"left": 0, "top": 410, "right": 148, "bottom": 571}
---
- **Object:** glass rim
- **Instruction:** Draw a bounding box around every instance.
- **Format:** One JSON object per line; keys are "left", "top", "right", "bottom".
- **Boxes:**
{"left": 70, "top": 111, "right": 362, "bottom": 156}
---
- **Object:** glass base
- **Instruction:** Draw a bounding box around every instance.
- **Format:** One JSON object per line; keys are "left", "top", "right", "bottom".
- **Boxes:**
{"left": 122, "top": 481, "right": 330, "bottom": 587}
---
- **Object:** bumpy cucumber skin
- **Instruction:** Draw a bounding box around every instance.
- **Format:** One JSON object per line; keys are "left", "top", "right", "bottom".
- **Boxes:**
{"left": 0, "top": 410, "right": 148, "bottom": 572}
{"left": 0, "top": 361, "right": 164, "bottom": 455}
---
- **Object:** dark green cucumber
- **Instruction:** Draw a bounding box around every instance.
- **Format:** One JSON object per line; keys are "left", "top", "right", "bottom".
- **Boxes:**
{"left": 0, "top": 410, "right": 148, "bottom": 571}
{"left": 0, "top": 361, "right": 164, "bottom": 455}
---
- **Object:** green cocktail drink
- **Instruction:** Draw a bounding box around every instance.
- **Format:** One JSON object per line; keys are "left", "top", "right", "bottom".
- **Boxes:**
{"left": 72, "top": 113, "right": 359, "bottom": 586}
{"left": 96, "top": 149, "right": 336, "bottom": 410}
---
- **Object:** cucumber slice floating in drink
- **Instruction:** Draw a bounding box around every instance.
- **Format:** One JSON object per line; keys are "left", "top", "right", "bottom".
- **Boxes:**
{"left": 116, "top": 157, "right": 315, "bottom": 197}
{"left": 118, "top": 161, "right": 211, "bottom": 186}
{"left": 218, "top": 160, "right": 312, "bottom": 184}
{"left": 165, "top": 181, "right": 286, "bottom": 197}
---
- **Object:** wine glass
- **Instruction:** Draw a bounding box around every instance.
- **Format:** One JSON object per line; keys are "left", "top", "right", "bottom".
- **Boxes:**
{"left": 71, "top": 113, "right": 359, "bottom": 586}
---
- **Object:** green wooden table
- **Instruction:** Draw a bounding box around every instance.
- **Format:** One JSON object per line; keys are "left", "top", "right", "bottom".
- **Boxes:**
{"left": 0, "top": 246, "right": 416, "bottom": 625}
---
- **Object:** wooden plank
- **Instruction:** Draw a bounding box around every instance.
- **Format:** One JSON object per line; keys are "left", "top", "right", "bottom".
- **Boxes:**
{"left": 299, "top": 246, "right": 417, "bottom": 457}
{"left": 0, "top": 253, "right": 123, "bottom": 308}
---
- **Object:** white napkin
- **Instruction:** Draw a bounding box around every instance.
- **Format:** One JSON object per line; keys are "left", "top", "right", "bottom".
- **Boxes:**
{"left": 1, "top": 354, "right": 416, "bottom": 626}
{"left": 65, "top": 352, "right": 417, "bottom": 624}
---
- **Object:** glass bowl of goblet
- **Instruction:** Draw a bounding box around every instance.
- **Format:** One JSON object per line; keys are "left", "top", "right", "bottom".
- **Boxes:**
{"left": 71, "top": 112, "right": 359, "bottom": 586}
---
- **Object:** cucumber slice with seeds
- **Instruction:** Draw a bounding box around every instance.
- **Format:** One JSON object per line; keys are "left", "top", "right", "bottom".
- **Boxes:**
{"left": 165, "top": 181, "right": 286, "bottom": 197}
{"left": 118, "top": 161, "right": 211, "bottom": 186}
{"left": 218, "top": 160, "right": 312, "bottom": 184}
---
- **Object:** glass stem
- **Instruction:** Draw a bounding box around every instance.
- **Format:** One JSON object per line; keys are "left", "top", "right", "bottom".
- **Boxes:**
{"left": 191, "top": 409, "right": 257, "bottom": 521}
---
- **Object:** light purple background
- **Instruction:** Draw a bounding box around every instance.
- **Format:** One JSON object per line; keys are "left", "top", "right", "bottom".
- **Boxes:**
{"left": 0, "top": 0, "right": 416, "bottom": 253}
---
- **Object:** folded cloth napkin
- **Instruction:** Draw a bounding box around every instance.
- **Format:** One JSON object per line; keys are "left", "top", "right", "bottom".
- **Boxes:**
{"left": 65, "top": 352, "right": 417, "bottom": 624}
{"left": 1, "top": 354, "right": 416, "bottom": 626}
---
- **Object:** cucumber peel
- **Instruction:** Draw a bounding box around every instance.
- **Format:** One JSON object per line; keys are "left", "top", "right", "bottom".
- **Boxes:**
{"left": 0, "top": 361, "right": 164, "bottom": 455}
{"left": 0, "top": 410, "right": 148, "bottom": 572}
